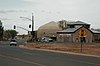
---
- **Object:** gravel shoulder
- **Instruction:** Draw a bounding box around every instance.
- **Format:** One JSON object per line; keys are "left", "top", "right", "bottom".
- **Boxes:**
{"left": 19, "top": 42, "right": 100, "bottom": 57}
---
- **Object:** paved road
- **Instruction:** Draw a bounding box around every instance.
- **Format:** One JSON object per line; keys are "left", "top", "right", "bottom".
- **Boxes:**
{"left": 0, "top": 39, "right": 27, "bottom": 45}
{"left": 0, "top": 44, "right": 100, "bottom": 66}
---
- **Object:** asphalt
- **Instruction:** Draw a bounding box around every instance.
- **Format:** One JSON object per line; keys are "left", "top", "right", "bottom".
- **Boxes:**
{"left": 0, "top": 44, "right": 100, "bottom": 66}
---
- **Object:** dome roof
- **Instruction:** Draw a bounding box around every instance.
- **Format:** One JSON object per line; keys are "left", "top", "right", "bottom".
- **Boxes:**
{"left": 38, "top": 21, "right": 61, "bottom": 30}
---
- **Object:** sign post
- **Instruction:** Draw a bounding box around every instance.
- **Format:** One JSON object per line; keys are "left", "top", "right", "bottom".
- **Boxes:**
{"left": 79, "top": 29, "right": 86, "bottom": 52}
{"left": 80, "top": 37, "right": 83, "bottom": 52}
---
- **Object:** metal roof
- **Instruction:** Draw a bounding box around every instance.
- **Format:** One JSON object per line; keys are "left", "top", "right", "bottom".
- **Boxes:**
{"left": 58, "top": 27, "right": 100, "bottom": 34}
{"left": 68, "top": 21, "right": 90, "bottom": 25}
{"left": 57, "top": 26, "right": 81, "bottom": 33}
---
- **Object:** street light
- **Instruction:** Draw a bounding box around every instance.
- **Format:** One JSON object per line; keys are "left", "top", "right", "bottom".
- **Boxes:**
{"left": 20, "top": 13, "right": 35, "bottom": 41}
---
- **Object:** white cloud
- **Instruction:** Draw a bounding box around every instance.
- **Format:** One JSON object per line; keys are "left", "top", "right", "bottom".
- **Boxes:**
{"left": 23, "top": 0, "right": 34, "bottom": 2}
{"left": 0, "top": 0, "right": 100, "bottom": 34}
{"left": 0, "top": 10, "right": 27, "bottom": 14}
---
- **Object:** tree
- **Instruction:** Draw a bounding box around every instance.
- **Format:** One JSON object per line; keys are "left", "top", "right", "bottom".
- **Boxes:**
{"left": 91, "top": 28, "right": 100, "bottom": 32}
{"left": 95, "top": 29, "right": 100, "bottom": 32}
{"left": 0, "top": 20, "right": 3, "bottom": 41}
{"left": 3, "top": 30, "right": 18, "bottom": 40}
{"left": 58, "top": 20, "right": 68, "bottom": 30}
{"left": 0, "top": 27, "right": 3, "bottom": 40}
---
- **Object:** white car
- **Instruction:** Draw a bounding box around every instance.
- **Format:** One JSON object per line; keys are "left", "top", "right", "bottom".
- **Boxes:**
{"left": 10, "top": 39, "right": 17, "bottom": 46}
{"left": 41, "top": 37, "right": 53, "bottom": 42}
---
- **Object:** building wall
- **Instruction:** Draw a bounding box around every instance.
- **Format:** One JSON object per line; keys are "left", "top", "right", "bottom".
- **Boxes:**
{"left": 37, "top": 29, "right": 58, "bottom": 38}
{"left": 92, "top": 34, "right": 100, "bottom": 42}
{"left": 73, "top": 27, "right": 93, "bottom": 43}
{"left": 57, "top": 27, "right": 93, "bottom": 43}
{"left": 17, "top": 34, "right": 32, "bottom": 40}
{"left": 57, "top": 34, "right": 73, "bottom": 42}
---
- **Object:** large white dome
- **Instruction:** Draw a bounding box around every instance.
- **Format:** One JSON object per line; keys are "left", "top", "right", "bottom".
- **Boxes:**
{"left": 37, "top": 21, "right": 62, "bottom": 38}
{"left": 38, "top": 21, "right": 61, "bottom": 30}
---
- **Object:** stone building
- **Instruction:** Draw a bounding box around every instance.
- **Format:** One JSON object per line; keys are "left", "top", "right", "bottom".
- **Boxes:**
{"left": 57, "top": 21, "right": 100, "bottom": 43}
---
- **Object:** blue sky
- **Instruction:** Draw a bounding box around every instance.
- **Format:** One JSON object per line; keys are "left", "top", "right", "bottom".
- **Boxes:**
{"left": 0, "top": 0, "right": 100, "bottom": 34}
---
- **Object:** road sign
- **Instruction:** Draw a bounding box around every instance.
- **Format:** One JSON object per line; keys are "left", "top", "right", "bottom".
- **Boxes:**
{"left": 79, "top": 29, "right": 86, "bottom": 37}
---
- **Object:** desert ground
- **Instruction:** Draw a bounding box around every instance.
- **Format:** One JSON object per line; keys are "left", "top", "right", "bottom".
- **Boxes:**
{"left": 23, "top": 42, "right": 100, "bottom": 56}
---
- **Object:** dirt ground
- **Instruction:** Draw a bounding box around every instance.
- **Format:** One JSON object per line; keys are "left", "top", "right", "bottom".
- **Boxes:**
{"left": 25, "top": 42, "right": 100, "bottom": 56}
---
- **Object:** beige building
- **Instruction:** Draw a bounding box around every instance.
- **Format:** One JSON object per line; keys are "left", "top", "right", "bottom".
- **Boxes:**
{"left": 37, "top": 21, "right": 62, "bottom": 40}
{"left": 16, "top": 34, "right": 32, "bottom": 40}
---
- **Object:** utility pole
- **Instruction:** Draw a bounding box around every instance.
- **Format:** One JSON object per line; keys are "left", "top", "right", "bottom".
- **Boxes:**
{"left": 32, "top": 13, "right": 34, "bottom": 32}
{"left": 20, "top": 13, "right": 35, "bottom": 42}
{"left": 31, "top": 13, "right": 34, "bottom": 41}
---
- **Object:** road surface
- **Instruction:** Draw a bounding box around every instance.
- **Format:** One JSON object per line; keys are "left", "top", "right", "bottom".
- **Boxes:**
{"left": 0, "top": 44, "right": 100, "bottom": 66}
